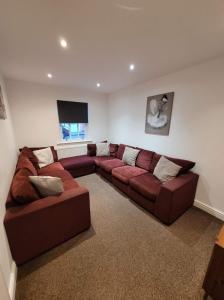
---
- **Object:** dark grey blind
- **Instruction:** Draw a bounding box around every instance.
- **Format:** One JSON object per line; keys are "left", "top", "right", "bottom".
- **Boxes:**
{"left": 57, "top": 100, "right": 88, "bottom": 123}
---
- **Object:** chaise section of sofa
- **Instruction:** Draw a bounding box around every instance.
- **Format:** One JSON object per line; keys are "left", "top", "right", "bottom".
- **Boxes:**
{"left": 5, "top": 186, "right": 90, "bottom": 265}
{"left": 4, "top": 146, "right": 91, "bottom": 265}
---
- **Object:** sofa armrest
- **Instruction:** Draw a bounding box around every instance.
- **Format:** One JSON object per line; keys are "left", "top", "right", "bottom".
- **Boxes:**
{"left": 5, "top": 187, "right": 89, "bottom": 220}
{"left": 154, "top": 172, "right": 199, "bottom": 225}
{"left": 4, "top": 187, "right": 91, "bottom": 265}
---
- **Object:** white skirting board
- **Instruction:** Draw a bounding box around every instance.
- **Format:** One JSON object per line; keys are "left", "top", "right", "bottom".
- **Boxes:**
{"left": 8, "top": 262, "right": 17, "bottom": 300}
{"left": 194, "top": 199, "right": 224, "bottom": 221}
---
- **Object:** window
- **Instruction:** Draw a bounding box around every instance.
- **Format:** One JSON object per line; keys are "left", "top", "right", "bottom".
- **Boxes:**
{"left": 57, "top": 100, "right": 88, "bottom": 142}
{"left": 60, "top": 123, "right": 88, "bottom": 141}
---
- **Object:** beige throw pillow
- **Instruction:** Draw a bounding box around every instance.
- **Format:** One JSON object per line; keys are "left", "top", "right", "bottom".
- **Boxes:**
{"left": 153, "top": 156, "right": 181, "bottom": 182}
{"left": 33, "top": 147, "right": 54, "bottom": 168}
{"left": 122, "top": 147, "right": 140, "bottom": 166}
{"left": 96, "top": 143, "right": 110, "bottom": 156}
{"left": 29, "top": 176, "right": 64, "bottom": 197}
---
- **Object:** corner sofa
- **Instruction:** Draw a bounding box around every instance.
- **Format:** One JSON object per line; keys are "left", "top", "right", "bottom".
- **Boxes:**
{"left": 4, "top": 143, "right": 198, "bottom": 265}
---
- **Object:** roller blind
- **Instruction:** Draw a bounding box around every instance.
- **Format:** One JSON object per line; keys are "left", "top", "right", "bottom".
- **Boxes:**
{"left": 57, "top": 100, "right": 88, "bottom": 123}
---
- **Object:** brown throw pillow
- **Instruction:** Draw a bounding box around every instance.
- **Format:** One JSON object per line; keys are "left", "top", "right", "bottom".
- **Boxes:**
{"left": 11, "top": 169, "right": 40, "bottom": 204}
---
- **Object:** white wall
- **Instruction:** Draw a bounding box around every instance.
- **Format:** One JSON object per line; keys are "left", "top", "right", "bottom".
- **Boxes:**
{"left": 0, "top": 73, "right": 17, "bottom": 298}
{"left": 6, "top": 79, "right": 108, "bottom": 149}
{"left": 108, "top": 56, "right": 224, "bottom": 219}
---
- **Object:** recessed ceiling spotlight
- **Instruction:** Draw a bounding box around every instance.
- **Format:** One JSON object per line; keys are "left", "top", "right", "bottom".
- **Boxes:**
{"left": 60, "top": 38, "right": 68, "bottom": 48}
{"left": 47, "top": 73, "right": 53, "bottom": 78}
{"left": 129, "top": 64, "right": 135, "bottom": 71}
{"left": 96, "top": 83, "right": 101, "bottom": 87}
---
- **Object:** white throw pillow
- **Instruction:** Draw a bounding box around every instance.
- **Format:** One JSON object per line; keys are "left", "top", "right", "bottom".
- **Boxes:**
{"left": 96, "top": 143, "right": 110, "bottom": 156}
{"left": 153, "top": 156, "right": 181, "bottom": 182}
{"left": 29, "top": 176, "right": 64, "bottom": 197}
{"left": 122, "top": 147, "right": 140, "bottom": 166}
{"left": 33, "top": 147, "right": 54, "bottom": 168}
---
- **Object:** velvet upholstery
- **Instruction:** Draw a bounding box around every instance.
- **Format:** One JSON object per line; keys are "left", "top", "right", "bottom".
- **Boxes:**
{"left": 129, "top": 173, "right": 161, "bottom": 202}
{"left": 112, "top": 177, "right": 129, "bottom": 195}
{"left": 99, "top": 158, "right": 125, "bottom": 173}
{"left": 11, "top": 169, "right": 40, "bottom": 204}
{"left": 112, "top": 166, "right": 147, "bottom": 184}
{"left": 4, "top": 187, "right": 90, "bottom": 265}
{"left": 109, "top": 143, "right": 119, "bottom": 157}
{"left": 38, "top": 162, "right": 64, "bottom": 175}
{"left": 149, "top": 153, "right": 195, "bottom": 175}
{"left": 59, "top": 155, "right": 96, "bottom": 178}
{"left": 87, "top": 143, "right": 118, "bottom": 157}
{"left": 98, "top": 168, "right": 113, "bottom": 182}
{"left": 116, "top": 144, "right": 126, "bottom": 160}
{"left": 154, "top": 172, "right": 199, "bottom": 224}
{"left": 30, "top": 146, "right": 58, "bottom": 162}
{"left": 87, "top": 144, "right": 96, "bottom": 156}
{"left": 60, "top": 155, "right": 94, "bottom": 170}
{"left": 128, "top": 187, "right": 155, "bottom": 213}
{"left": 5, "top": 150, "right": 91, "bottom": 265}
{"left": 16, "top": 154, "right": 37, "bottom": 176}
{"left": 136, "top": 149, "right": 155, "bottom": 171}
{"left": 93, "top": 156, "right": 115, "bottom": 166}
{"left": 20, "top": 147, "right": 39, "bottom": 168}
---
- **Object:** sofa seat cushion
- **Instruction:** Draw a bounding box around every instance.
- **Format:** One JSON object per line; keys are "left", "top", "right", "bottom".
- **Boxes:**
{"left": 93, "top": 156, "right": 115, "bottom": 166}
{"left": 112, "top": 166, "right": 147, "bottom": 184}
{"left": 38, "top": 162, "right": 64, "bottom": 175}
{"left": 99, "top": 158, "right": 125, "bottom": 173}
{"left": 59, "top": 155, "right": 95, "bottom": 170}
{"left": 129, "top": 173, "right": 161, "bottom": 202}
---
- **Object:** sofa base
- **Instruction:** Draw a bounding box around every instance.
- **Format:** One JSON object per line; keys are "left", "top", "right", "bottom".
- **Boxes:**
{"left": 112, "top": 177, "right": 129, "bottom": 195}
{"left": 98, "top": 168, "right": 112, "bottom": 182}
{"left": 128, "top": 187, "right": 155, "bottom": 214}
{"left": 67, "top": 165, "right": 95, "bottom": 178}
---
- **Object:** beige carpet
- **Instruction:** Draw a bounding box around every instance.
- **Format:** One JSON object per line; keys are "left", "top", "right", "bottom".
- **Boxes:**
{"left": 16, "top": 174, "right": 222, "bottom": 300}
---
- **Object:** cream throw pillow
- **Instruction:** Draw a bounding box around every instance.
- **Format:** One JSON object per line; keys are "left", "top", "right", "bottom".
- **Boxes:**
{"left": 153, "top": 156, "right": 181, "bottom": 182}
{"left": 96, "top": 143, "right": 110, "bottom": 156}
{"left": 122, "top": 147, "right": 140, "bottom": 166}
{"left": 33, "top": 147, "right": 54, "bottom": 168}
{"left": 29, "top": 176, "right": 64, "bottom": 197}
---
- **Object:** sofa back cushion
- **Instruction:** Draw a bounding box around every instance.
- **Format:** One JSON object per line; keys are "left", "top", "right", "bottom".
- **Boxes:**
{"left": 20, "top": 146, "right": 58, "bottom": 166}
{"left": 11, "top": 169, "right": 40, "bottom": 204}
{"left": 87, "top": 144, "right": 96, "bottom": 156}
{"left": 20, "top": 147, "right": 39, "bottom": 168}
{"left": 109, "top": 143, "right": 119, "bottom": 157}
{"left": 149, "top": 153, "right": 195, "bottom": 175}
{"left": 136, "top": 148, "right": 155, "bottom": 171}
{"left": 16, "top": 154, "right": 37, "bottom": 176}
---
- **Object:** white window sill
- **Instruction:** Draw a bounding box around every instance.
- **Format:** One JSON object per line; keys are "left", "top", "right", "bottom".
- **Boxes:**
{"left": 55, "top": 139, "right": 92, "bottom": 149}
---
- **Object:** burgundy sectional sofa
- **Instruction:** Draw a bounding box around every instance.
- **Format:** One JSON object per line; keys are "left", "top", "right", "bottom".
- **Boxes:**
{"left": 4, "top": 143, "right": 198, "bottom": 265}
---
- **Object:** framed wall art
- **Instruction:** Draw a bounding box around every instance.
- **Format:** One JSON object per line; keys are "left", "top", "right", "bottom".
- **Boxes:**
{"left": 145, "top": 92, "right": 174, "bottom": 135}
